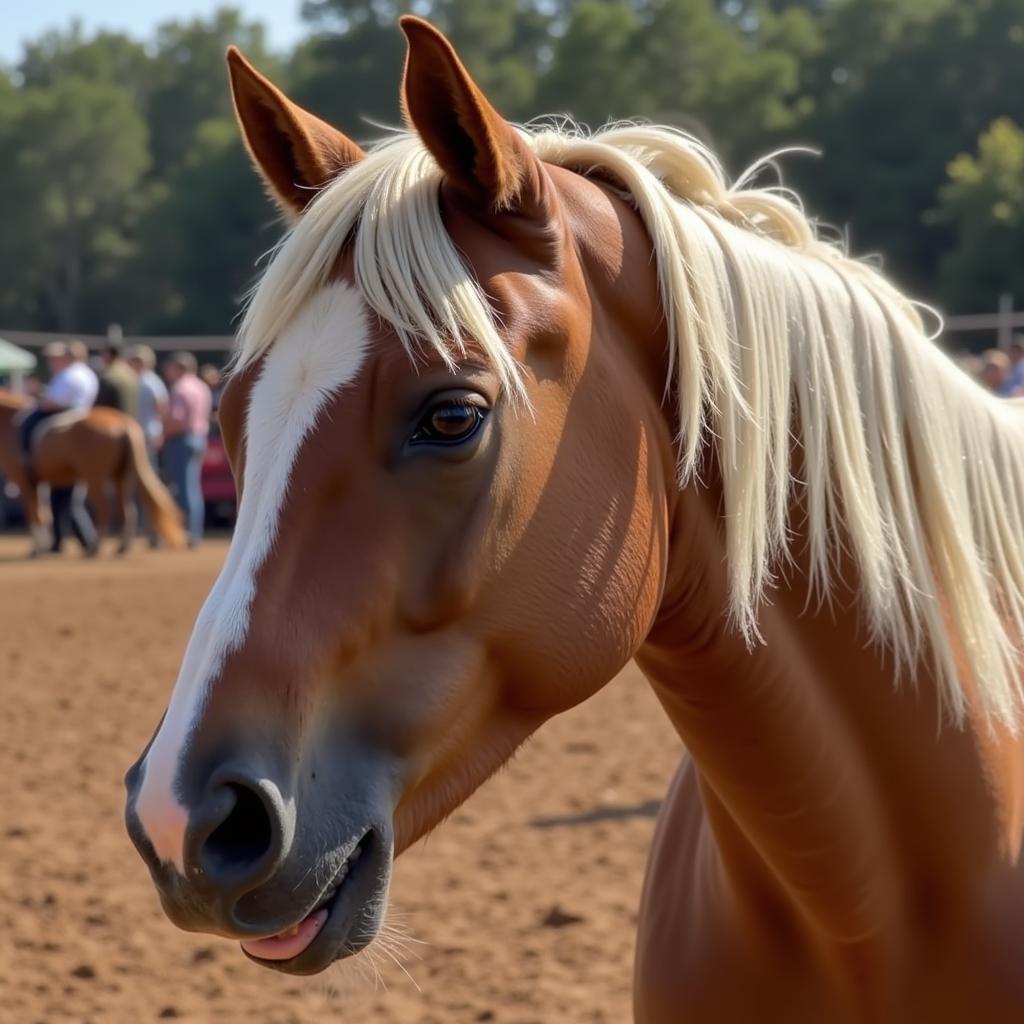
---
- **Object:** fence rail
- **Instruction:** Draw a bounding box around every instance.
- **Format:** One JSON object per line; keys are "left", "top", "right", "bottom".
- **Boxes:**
{"left": 944, "top": 294, "right": 1021, "bottom": 350}
{"left": 0, "top": 329, "right": 232, "bottom": 355}
{"left": 4, "top": 294, "right": 1023, "bottom": 359}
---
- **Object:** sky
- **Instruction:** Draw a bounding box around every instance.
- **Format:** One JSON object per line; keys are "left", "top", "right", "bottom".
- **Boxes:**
{"left": 3, "top": 0, "right": 308, "bottom": 64}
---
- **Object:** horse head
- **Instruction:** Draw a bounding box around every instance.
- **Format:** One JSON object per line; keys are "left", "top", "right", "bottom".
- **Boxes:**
{"left": 125, "top": 17, "right": 675, "bottom": 973}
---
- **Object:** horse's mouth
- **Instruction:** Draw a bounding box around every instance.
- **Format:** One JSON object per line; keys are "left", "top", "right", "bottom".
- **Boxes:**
{"left": 240, "top": 829, "right": 389, "bottom": 975}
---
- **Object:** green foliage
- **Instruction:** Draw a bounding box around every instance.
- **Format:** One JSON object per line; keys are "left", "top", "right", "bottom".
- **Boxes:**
{"left": 289, "top": 22, "right": 407, "bottom": 137}
{"left": 932, "top": 118, "right": 1024, "bottom": 311}
{"left": 642, "top": 0, "right": 816, "bottom": 161}
{"left": 0, "top": 76, "right": 149, "bottom": 330}
{"left": 131, "top": 118, "right": 280, "bottom": 333}
{"left": 146, "top": 10, "right": 279, "bottom": 176}
{"left": 533, "top": 0, "right": 816, "bottom": 162}
{"left": 0, "top": 0, "right": 1022, "bottom": 337}
{"left": 536, "top": 0, "right": 650, "bottom": 129}
{"left": 789, "top": 0, "right": 1024, "bottom": 294}
{"left": 0, "top": 10, "right": 275, "bottom": 334}
{"left": 292, "top": 0, "right": 554, "bottom": 130}
{"left": 18, "top": 25, "right": 152, "bottom": 99}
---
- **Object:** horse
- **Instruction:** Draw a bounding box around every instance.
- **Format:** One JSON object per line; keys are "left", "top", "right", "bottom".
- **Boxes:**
{"left": 124, "top": 17, "right": 1024, "bottom": 1021}
{"left": 0, "top": 390, "right": 185, "bottom": 555}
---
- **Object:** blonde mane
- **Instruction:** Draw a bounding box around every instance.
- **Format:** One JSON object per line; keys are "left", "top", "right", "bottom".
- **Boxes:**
{"left": 238, "top": 122, "right": 1024, "bottom": 730}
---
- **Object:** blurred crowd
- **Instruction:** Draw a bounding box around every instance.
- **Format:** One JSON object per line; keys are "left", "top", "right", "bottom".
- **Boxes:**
{"left": 20, "top": 340, "right": 221, "bottom": 551}
{"left": 954, "top": 338, "right": 1024, "bottom": 398}
{"left": 14, "top": 331, "right": 1023, "bottom": 557}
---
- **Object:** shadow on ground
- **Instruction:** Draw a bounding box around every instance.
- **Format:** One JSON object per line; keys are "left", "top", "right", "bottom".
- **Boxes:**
{"left": 528, "top": 799, "right": 661, "bottom": 830}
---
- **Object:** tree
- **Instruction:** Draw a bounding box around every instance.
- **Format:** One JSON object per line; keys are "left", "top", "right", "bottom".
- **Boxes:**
{"left": 18, "top": 24, "right": 152, "bottom": 104}
{"left": 931, "top": 118, "right": 1024, "bottom": 312}
{"left": 2, "top": 0, "right": 1024, "bottom": 334}
{"left": 788, "top": 0, "right": 1024, "bottom": 298}
{"left": 0, "top": 77, "right": 149, "bottom": 331}
{"left": 535, "top": 0, "right": 651, "bottom": 129}
{"left": 131, "top": 118, "right": 282, "bottom": 334}
{"left": 291, "top": 0, "right": 553, "bottom": 137}
{"left": 535, "top": 0, "right": 820, "bottom": 166}
{"left": 289, "top": 21, "right": 407, "bottom": 140}
{"left": 428, "top": 0, "right": 551, "bottom": 115}
{"left": 639, "top": 0, "right": 817, "bottom": 163}
{"left": 146, "top": 9, "right": 279, "bottom": 177}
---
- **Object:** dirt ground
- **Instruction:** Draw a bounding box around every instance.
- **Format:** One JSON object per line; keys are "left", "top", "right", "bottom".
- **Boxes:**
{"left": 0, "top": 535, "right": 682, "bottom": 1024}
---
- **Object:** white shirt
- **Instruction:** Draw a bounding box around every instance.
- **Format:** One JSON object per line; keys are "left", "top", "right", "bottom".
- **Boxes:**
{"left": 46, "top": 361, "right": 99, "bottom": 410}
{"left": 138, "top": 369, "right": 169, "bottom": 444}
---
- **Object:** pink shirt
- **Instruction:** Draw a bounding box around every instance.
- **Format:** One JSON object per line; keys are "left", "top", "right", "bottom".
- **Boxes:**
{"left": 168, "top": 373, "right": 212, "bottom": 438}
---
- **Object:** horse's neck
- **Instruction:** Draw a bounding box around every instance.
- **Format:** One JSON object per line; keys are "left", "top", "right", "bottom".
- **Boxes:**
{"left": 0, "top": 393, "right": 28, "bottom": 429}
{"left": 0, "top": 395, "right": 39, "bottom": 517}
{"left": 0, "top": 396, "right": 25, "bottom": 468}
{"left": 637, "top": 482, "right": 1024, "bottom": 963}
{"left": 0, "top": 394, "right": 23, "bottom": 421}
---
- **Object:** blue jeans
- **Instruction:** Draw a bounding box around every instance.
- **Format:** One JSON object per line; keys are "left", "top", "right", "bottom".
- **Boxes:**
{"left": 19, "top": 407, "right": 57, "bottom": 457}
{"left": 164, "top": 434, "right": 206, "bottom": 543}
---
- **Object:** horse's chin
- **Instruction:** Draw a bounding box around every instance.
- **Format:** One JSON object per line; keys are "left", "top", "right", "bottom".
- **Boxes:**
{"left": 240, "top": 829, "right": 393, "bottom": 976}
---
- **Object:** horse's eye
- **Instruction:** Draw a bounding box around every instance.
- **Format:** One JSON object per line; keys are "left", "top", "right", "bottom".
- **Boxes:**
{"left": 410, "top": 399, "right": 487, "bottom": 446}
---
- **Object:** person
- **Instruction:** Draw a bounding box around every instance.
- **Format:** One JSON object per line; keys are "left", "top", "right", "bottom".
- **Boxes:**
{"left": 199, "top": 363, "right": 224, "bottom": 417}
{"left": 162, "top": 352, "right": 211, "bottom": 547}
{"left": 95, "top": 340, "right": 139, "bottom": 419}
{"left": 18, "top": 341, "right": 97, "bottom": 447}
{"left": 980, "top": 349, "right": 1011, "bottom": 394}
{"left": 128, "top": 345, "right": 170, "bottom": 547}
{"left": 18, "top": 340, "right": 100, "bottom": 555}
{"left": 1000, "top": 338, "right": 1024, "bottom": 396}
{"left": 128, "top": 345, "right": 168, "bottom": 462}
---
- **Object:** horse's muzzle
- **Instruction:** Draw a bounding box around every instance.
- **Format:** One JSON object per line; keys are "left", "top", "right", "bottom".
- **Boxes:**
{"left": 124, "top": 748, "right": 395, "bottom": 973}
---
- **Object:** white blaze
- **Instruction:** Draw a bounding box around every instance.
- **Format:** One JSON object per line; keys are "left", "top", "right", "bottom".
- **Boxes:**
{"left": 134, "top": 282, "right": 370, "bottom": 872}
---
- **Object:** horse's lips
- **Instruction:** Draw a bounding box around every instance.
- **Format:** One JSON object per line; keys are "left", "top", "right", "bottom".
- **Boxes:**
{"left": 239, "top": 908, "right": 329, "bottom": 961}
{"left": 238, "top": 836, "right": 368, "bottom": 968}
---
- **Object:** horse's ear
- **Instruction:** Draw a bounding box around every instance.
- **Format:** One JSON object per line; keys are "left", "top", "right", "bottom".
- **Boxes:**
{"left": 399, "top": 16, "right": 545, "bottom": 214}
{"left": 226, "top": 46, "right": 365, "bottom": 218}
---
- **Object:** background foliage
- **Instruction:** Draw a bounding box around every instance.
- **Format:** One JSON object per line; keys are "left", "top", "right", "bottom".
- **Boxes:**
{"left": 1, "top": 0, "right": 1022, "bottom": 334}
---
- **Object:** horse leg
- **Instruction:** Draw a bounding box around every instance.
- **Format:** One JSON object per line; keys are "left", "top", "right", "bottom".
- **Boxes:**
{"left": 84, "top": 480, "right": 109, "bottom": 557}
{"left": 23, "top": 482, "right": 52, "bottom": 557}
{"left": 13, "top": 416, "right": 56, "bottom": 556}
{"left": 115, "top": 473, "right": 137, "bottom": 555}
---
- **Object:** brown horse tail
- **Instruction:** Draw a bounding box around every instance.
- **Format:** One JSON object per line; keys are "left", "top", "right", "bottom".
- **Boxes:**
{"left": 124, "top": 419, "right": 187, "bottom": 550}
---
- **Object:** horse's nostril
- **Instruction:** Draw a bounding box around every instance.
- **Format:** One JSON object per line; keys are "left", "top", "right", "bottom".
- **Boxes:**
{"left": 200, "top": 783, "right": 274, "bottom": 877}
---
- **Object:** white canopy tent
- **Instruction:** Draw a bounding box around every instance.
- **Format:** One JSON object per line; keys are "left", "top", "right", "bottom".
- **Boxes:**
{"left": 0, "top": 337, "right": 37, "bottom": 391}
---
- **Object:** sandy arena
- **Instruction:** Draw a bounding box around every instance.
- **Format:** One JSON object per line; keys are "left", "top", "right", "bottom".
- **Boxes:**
{"left": 0, "top": 536, "right": 680, "bottom": 1023}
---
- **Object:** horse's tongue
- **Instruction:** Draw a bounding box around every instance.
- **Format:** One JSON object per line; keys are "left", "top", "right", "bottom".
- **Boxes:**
{"left": 240, "top": 908, "right": 328, "bottom": 961}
